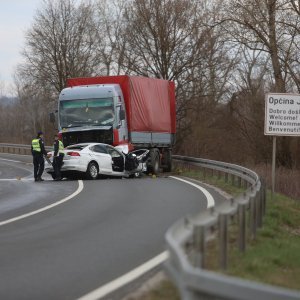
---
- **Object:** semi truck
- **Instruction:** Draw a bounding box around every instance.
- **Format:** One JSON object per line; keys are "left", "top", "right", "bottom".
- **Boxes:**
{"left": 52, "top": 75, "right": 176, "bottom": 174}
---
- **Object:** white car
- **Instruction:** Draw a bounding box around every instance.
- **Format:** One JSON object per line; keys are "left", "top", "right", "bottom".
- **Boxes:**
{"left": 45, "top": 143, "right": 149, "bottom": 180}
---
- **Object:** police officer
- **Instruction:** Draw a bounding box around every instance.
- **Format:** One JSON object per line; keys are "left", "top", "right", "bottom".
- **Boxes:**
{"left": 52, "top": 134, "right": 64, "bottom": 181}
{"left": 31, "top": 131, "right": 48, "bottom": 182}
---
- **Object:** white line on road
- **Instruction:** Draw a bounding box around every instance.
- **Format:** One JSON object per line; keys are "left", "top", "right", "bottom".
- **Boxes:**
{"left": 0, "top": 179, "right": 32, "bottom": 181}
{"left": 0, "top": 158, "right": 23, "bottom": 163}
{"left": 0, "top": 180, "right": 84, "bottom": 227}
{"left": 78, "top": 251, "right": 169, "bottom": 300}
{"left": 169, "top": 176, "right": 215, "bottom": 208}
{"left": 0, "top": 156, "right": 34, "bottom": 179}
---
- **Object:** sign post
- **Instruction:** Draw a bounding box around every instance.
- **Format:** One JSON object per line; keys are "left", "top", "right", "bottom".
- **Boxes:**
{"left": 271, "top": 136, "right": 276, "bottom": 200}
{"left": 265, "top": 93, "right": 300, "bottom": 199}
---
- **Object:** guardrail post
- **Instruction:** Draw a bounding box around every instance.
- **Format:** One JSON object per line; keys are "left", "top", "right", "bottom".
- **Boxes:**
{"left": 225, "top": 173, "right": 228, "bottom": 183}
{"left": 238, "top": 204, "right": 246, "bottom": 252}
{"left": 249, "top": 195, "right": 257, "bottom": 239}
{"left": 193, "top": 225, "right": 206, "bottom": 268}
{"left": 256, "top": 187, "right": 263, "bottom": 228}
{"left": 219, "top": 214, "right": 228, "bottom": 270}
{"left": 231, "top": 174, "right": 235, "bottom": 186}
{"left": 238, "top": 177, "right": 242, "bottom": 188}
{"left": 262, "top": 179, "right": 267, "bottom": 216}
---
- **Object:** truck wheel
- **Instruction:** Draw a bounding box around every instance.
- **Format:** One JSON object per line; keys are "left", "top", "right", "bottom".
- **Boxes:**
{"left": 162, "top": 149, "right": 172, "bottom": 172}
{"left": 86, "top": 162, "right": 99, "bottom": 180}
{"left": 149, "top": 150, "right": 160, "bottom": 175}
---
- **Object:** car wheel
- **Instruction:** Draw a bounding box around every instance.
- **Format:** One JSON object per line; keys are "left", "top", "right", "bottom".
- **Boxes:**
{"left": 86, "top": 162, "right": 99, "bottom": 180}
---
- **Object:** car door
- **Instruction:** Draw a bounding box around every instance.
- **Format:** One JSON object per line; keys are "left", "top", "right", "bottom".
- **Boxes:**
{"left": 106, "top": 146, "right": 125, "bottom": 175}
{"left": 89, "top": 145, "right": 112, "bottom": 174}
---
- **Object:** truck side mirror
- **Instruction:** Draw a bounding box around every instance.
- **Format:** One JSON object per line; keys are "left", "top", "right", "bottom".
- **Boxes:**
{"left": 120, "top": 109, "right": 126, "bottom": 121}
{"left": 49, "top": 112, "right": 55, "bottom": 123}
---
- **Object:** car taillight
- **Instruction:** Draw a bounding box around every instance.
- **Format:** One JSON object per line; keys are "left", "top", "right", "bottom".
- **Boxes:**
{"left": 67, "top": 151, "right": 80, "bottom": 156}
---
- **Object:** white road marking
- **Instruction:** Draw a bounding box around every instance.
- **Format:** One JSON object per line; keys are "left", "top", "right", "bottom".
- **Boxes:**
{"left": 0, "top": 153, "right": 32, "bottom": 158}
{"left": 169, "top": 176, "right": 215, "bottom": 208}
{"left": 0, "top": 158, "right": 23, "bottom": 163}
{"left": 0, "top": 157, "right": 34, "bottom": 180}
{"left": 78, "top": 251, "right": 169, "bottom": 300}
{"left": 0, "top": 180, "right": 84, "bottom": 227}
{"left": 0, "top": 179, "right": 31, "bottom": 181}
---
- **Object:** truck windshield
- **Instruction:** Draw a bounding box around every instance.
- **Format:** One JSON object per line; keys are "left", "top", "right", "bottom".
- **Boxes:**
{"left": 59, "top": 98, "right": 114, "bottom": 128}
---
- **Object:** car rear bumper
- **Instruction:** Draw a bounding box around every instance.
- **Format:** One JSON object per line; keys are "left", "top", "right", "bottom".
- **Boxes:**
{"left": 45, "top": 160, "right": 87, "bottom": 173}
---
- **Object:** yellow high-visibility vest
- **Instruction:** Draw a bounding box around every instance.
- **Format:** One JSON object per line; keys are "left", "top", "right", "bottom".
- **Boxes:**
{"left": 32, "top": 139, "right": 41, "bottom": 152}
{"left": 58, "top": 140, "right": 64, "bottom": 154}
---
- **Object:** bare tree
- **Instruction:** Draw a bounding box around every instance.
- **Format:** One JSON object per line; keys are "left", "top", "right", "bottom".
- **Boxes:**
{"left": 219, "top": 0, "right": 300, "bottom": 167}
{"left": 220, "top": 0, "right": 288, "bottom": 92}
{"left": 93, "top": 0, "right": 128, "bottom": 76}
{"left": 13, "top": 73, "right": 55, "bottom": 143}
{"left": 228, "top": 47, "right": 271, "bottom": 162}
{"left": 122, "top": 0, "right": 207, "bottom": 80}
{"left": 18, "top": 0, "right": 97, "bottom": 94}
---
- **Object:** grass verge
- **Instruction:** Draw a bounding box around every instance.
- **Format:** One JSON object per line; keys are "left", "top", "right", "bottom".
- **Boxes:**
{"left": 225, "top": 191, "right": 300, "bottom": 290}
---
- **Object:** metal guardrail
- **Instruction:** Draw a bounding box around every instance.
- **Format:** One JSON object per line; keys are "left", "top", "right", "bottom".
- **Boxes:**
{"left": 166, "top": 155, "right": 300, "bottom": 300}
{"left": 0, "top": 143, "right": 52, "bottom": 155}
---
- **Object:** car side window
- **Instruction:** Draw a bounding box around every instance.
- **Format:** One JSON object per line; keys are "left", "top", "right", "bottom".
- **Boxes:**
{"left": 107, "top": 147, "right": 122, "bottom": 158}
{"left": 91, "top": 145, "right": 108, "bottom": 154}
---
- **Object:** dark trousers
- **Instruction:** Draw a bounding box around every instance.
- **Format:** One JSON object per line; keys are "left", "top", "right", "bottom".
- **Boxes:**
{"left": 53, "top": 155, "right": 64, "bottom": 179}
{"left": 33, "top": 153, "right": 44, "bottom": 179}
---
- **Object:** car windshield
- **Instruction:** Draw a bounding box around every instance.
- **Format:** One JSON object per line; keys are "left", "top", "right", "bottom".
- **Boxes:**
{"left": 59, "top": 98, "right": 114, "bottom": 128}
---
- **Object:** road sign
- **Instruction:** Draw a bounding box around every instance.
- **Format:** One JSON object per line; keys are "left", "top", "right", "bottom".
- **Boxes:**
{"left": 265, "top": 93, "right": 300, "bottom": 136}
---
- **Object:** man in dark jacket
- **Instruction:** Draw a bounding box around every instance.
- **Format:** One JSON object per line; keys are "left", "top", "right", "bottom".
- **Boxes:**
{"left": 52, "top": 134, "right": 64, "bottom": 181}
{"left": 31, "top": 131, "right": 48, "bottom": 182}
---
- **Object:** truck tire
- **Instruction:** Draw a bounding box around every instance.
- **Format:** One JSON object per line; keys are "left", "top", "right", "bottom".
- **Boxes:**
{"left": 149, "top": 149, "right": 160, "bottom": 175}
{"left": 86, "top": 162, "right": 99, "bottom": 180}
{"left": 162, "top": 149, "right": 172, "bottom": 172}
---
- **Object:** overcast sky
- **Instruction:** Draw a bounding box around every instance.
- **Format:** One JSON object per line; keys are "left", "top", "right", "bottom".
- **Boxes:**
{"left": 0, "top": 0, "right": 41, "bottom": 89}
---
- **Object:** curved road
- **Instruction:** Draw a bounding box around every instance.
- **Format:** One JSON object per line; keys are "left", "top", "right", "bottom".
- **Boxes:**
{"left": 0, "top": 153, "right": 227, "bottom": 300}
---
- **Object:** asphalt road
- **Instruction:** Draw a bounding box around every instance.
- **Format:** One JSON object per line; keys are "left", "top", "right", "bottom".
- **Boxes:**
{"left": 0, "top": 153, "right": 227, "bottom": 300}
